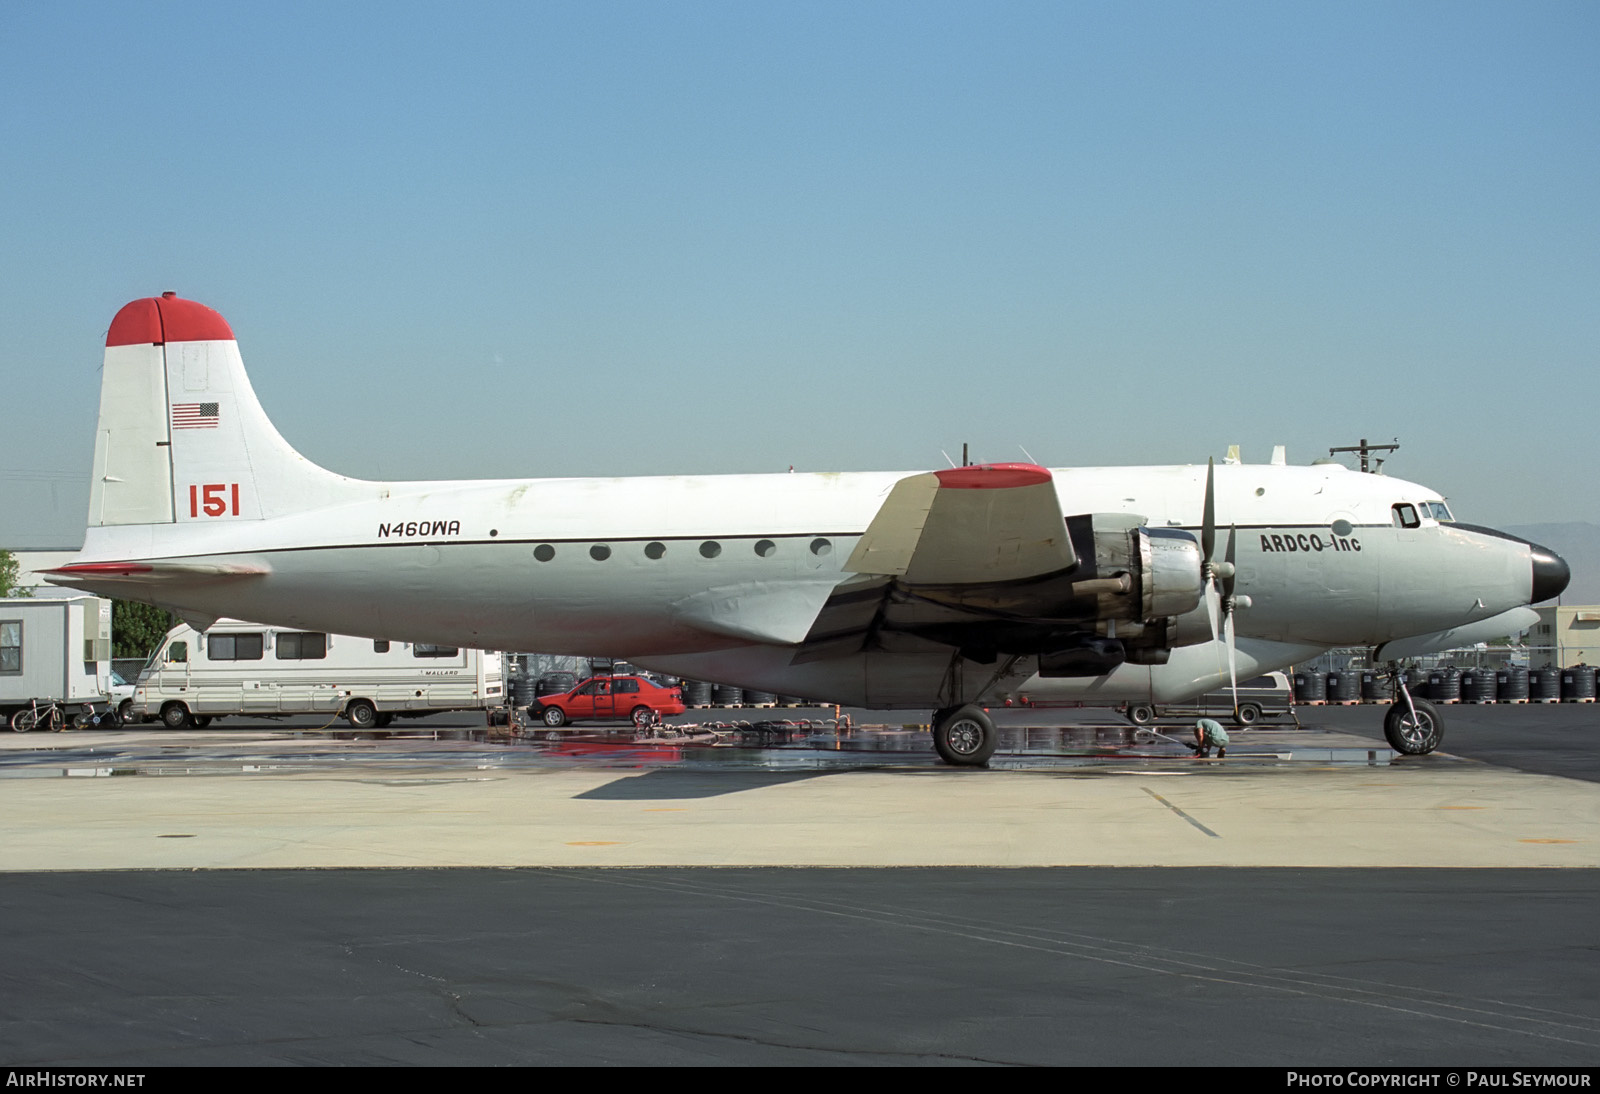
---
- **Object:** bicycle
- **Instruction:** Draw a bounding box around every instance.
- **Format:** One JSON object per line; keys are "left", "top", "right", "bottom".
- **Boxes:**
{"left": 9, "top": 700, "right": 63, "bottom": 733}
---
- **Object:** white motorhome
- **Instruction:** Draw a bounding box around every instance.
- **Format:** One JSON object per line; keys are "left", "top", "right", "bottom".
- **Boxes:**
{"left": 133, "top": 620, "right": 504, "bottom": 728}
{"left": 1, "top": 595, "right": 114, "bottom": 730}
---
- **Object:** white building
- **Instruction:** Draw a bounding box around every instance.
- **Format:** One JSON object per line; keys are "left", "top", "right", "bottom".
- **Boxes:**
{"left": 1528, "top": 606, "right": 1600, "bottom": 668}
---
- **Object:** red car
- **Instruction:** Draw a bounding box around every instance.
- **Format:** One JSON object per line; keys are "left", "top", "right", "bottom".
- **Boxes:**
{"left": 530, "top": 675, "right": 685, "bottom": 728}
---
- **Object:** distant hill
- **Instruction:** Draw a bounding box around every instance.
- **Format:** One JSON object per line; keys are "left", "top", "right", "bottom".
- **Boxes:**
{"left": 1504, "top": 522, "right": 1600, "bottom": 607}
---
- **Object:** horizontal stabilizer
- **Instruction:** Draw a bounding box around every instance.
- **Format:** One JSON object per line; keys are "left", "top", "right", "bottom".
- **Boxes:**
{"left": 44, "top": 560, "right": 271, "bottom": 590}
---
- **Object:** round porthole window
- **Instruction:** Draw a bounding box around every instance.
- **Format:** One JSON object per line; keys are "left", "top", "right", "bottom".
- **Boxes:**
{"left": 810, "top": 538, "right": 832, "bottom": 557}
{"left": 700, "top": 541, "right": 721, "bottom": 559}
{"left": 590, "top": 544, "right": 611, "bottom": 561}
{"left": 645, "top": 541, "right": 666, "bottom": 560}
{"left": 754, "top": 539, "right": 776, "bottom": 557}
{"left": 533, "top": 544, "right": 555, "bottom": 562}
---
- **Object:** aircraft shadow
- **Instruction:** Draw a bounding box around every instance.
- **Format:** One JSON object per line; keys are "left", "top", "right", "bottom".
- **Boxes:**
{"left": 574, "top": 768, "right": 848, "bottom": 800}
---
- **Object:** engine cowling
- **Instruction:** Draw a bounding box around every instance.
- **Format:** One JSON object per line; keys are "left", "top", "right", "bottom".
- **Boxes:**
{"left": 890, "top": 514, "right": 1207, "bottom": 672}
{"left": 1029, "top": 516, "right": 1206, "bottom": 675}
{"left": 1064, "top": 516, "right": 1204, "bottom": 626}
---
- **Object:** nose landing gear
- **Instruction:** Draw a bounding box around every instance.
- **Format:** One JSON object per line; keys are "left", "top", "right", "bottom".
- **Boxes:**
{"left": 1384, "top": 668, "right": 1443, "bottom": 755}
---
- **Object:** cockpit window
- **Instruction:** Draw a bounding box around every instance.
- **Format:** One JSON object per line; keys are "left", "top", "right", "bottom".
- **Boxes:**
{"left": 1425, "top": 501, "right": 1453, "bottom": 522}
{"left": 1392, "top": 503, "right": 1421, "bottom": 529}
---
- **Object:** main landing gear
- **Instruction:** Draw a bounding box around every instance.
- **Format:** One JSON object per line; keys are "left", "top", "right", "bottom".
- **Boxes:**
{"left": 931, "top": 704, "right": 997, "bottom": 767}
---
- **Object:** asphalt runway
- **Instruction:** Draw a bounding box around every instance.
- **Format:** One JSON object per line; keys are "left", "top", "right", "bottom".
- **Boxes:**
{"left": 1306, "top": 702, "right": 1600, "bottom": 783}
{"left": 3, "top": 703, "right": 1599, "bottom": 1066}
{"left": 7, "top": 867, "right": 1600, "bottom": 1067}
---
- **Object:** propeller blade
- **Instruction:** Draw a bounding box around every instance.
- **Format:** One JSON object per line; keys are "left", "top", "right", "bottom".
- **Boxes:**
{"left": 1201, "top": 460, "right": 1239, "bottom": 706}
{"left": 1223, "top": 525, "right": 1237, "bottom": 600}
{"left": 1206, "top": 578, "right": 1221, "bottom": 645}
{"left": 1224, "top": 610, "right": 1239, "bottom": 714}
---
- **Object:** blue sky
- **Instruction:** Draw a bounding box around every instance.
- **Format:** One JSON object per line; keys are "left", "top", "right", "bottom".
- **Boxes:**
{"left": 3, "top": 1, "right": 1596, "bottom": 547}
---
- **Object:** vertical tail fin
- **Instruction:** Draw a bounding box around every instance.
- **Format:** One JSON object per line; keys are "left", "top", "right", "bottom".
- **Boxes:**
{"left": 91, "top": 293, "right": 362, "bottom": 529}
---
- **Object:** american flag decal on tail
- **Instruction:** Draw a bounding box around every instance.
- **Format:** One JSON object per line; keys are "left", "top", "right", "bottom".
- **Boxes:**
{"left": 172, "top": 402, "right": 220, "bottom": 429}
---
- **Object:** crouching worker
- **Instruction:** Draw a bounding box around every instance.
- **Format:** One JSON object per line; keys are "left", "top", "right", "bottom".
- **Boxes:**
{"left": 1192, "top": 717, "right": 1229, "bottom": 758}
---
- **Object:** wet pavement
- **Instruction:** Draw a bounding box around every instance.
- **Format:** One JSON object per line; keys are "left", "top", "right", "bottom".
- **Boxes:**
{"left": 0, "top": 708, "right": 1400, "bottom": 778}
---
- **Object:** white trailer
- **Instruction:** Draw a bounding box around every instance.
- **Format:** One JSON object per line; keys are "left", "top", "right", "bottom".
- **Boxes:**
{"left": 1, "top": 595, "right": 114, "bottom": 731}
{"left": 133, "top": 619, "right": 505, "bottom": 728}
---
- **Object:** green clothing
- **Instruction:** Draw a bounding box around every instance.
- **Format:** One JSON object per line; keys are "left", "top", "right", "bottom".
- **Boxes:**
{"left": 1196, "top": 718, "right": 1230, "bottom": 746}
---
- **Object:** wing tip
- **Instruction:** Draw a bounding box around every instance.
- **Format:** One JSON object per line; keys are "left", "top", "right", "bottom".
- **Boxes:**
{"left": 933, "top": 463, "right": 1052, "bottom": 490}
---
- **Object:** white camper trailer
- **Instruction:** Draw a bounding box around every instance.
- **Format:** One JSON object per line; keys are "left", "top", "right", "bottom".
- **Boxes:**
{"left": 132, "top": 620, "right": 504, "bottom": 728}
{"left": 1, "top": 595, "right": 114, "bottom": 731}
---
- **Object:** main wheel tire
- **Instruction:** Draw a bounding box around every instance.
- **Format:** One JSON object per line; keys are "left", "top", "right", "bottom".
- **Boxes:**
{"left": 345, "top": 700, "right": 378, "bottom": 729}
{"left": 932, "top": 704, "right": 997, "bottom": 766}
{"left": 1384, "top": 698, "right": 1443, "bottom": 755}
{"left": 630, "top": 706, "right": 656, "bottom": 729}
{"left": 191, "top": 715, "right": 213, "bottom": 728}
{"left": 1126, "top": 703, "right": 1157, "bottom": 727}
{"left": 1233, "top": 703, "right": 1261, "bottom": 727}
{"left": 542, "top": 706, "right": 567, "bottom": 728}
{"left": 161, "top": 702, "right": 193, "bottom": 729}
{"left": 118, "top": 700, "right": 134, "bottom": 725}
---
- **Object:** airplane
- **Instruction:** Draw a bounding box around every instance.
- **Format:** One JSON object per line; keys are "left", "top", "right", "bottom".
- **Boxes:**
{"left": 47, "top": 293, "right": 1571, "bottom": 765}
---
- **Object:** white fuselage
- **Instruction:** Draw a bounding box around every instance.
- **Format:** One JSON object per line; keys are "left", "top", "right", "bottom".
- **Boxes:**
{"left": 65, "top": 462, "right": 1535, "bottom": 708}
{"left": 52, "top": 299, "right": 1557, "bottom": 711}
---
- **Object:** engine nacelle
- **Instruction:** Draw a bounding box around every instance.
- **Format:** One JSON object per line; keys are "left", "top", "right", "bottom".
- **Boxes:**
{"left": 901, "top": 514, "right": 1206, "bottom": 668}
{"left": 1065, "top": 515, "right": 1204, "bottom": 626}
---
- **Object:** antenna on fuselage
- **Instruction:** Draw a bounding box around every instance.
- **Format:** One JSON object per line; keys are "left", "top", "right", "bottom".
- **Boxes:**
{"left": 1329, "top": 437, "right": 1400, "bottom": 474}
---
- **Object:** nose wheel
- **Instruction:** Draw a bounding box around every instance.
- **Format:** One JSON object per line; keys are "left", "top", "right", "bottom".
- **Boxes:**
{"left": 931, "top": 704, "right": 997, "bottom": 766}
{"left": 1384, "top": 696, "right": 1443, "bottom": 755}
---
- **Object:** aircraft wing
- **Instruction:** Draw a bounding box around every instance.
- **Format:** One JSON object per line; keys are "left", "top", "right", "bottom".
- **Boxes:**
{"left": 794, "top": 463, "right": 1092, "bottom": 664}
{"left": 843, "top": 463, "right": 1076, "bottom": 583}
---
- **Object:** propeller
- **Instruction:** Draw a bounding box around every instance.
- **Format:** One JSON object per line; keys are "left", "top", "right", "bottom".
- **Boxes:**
{"left": 1201, "top": 459, "right": 1242, "bottom": 715}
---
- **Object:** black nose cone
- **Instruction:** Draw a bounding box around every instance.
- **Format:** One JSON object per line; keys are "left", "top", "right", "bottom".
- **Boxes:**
{"left": 1531, "top": 543, "right": 1571, "bottom": 603}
